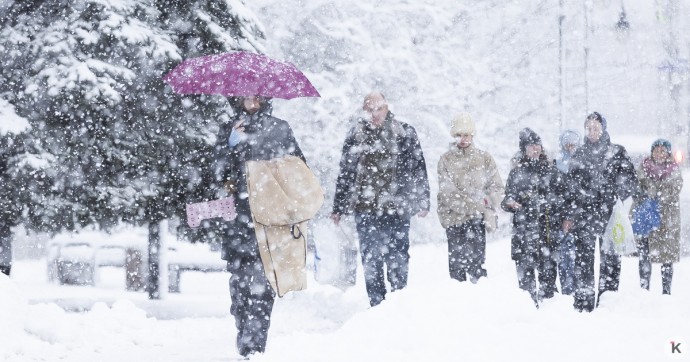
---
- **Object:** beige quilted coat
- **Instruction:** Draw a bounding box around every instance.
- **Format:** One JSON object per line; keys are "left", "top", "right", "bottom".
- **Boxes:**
{"left": 437, "top": 144, "right": 504, "bottom": 229}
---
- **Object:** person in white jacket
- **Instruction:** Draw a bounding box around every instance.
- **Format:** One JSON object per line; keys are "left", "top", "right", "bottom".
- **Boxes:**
{"left": 437, "top": 113, "right": 504, "bottom": 283}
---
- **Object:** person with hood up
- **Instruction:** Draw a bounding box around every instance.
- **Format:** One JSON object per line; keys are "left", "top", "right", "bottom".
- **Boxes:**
{"left": 562, "top": 112, "right": 639, "bottom": 312}
{"left": 555, "top": 129, "right": 581, "bottom": 295}
{"left": 331, "top": 92, "right": 430, "bottom": 307}
{"left": 502, "top": 128, "right": 565, "bottom": 307}
{"left": 634, "top": 139, "right": 683, "bottom": 294}
{"left": 437, "top": 113, "right": 503, "bottom": 283}
{"left": 555, "top": 130, "right": 580, "bottom": 174}
{"left": 213, "top": 96, "right": 306, "bottom": 358}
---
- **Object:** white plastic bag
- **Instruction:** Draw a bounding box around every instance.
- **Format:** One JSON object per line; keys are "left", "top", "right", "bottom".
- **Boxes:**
{"left": 312, "top": 220, "right": 358, "bottom": 290}
{"left": 602, "top": 198, "right": 636, "bottom": 255}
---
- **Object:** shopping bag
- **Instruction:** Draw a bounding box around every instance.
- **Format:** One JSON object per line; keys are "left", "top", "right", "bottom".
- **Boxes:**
{"left": 312, "top": 220, "right": 358, "bottom": 290}
{"left": 631, "top": 198, "right": 661, "bottom": 237}
{"left": 602, "top": 198, "right": 636, "bottom": 255}
{"left": 185, "top": 197, "right": 236, "bottom": 228}
{"left": 246, "top": 156, "right": 324, "bottom": 297}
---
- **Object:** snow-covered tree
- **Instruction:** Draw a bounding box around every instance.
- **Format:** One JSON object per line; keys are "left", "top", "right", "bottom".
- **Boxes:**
{"left": 0, "top": 0, "right": 265, "bottom": 296}
{"left": 0, "top": 0, "right": 264, "bottom": 231}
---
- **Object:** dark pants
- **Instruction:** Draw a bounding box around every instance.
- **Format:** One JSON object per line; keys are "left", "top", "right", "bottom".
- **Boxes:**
{"left": 515, "top": 244, "right": 558, "bottom": 300}
{"left": 572, "top": 212, "right": 621, "bottom": 312}
{"left": 227, "top": 255, "right": 275, "bottom": 357}
{"left": 355, "top": 212, "right": 411, "bottom": 307}
{"left": 558, "top": 232, "right": 576, "bottom": 295}
{"left": 637, "top": 237, "right": 674, "bottom": 294}
{"left": 446, "top": 218, "right": 487, "bottom": 283}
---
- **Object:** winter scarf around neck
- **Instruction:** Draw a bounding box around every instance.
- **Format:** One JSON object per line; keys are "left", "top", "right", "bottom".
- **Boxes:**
{"left": 583, "top": 131, "right": 611, "bottom": 154}
{"left": 642, "top": 156, "right": 678, "bottom": 180}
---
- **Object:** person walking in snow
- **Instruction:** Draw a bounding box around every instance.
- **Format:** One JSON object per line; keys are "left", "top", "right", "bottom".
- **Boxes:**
{"left": 213, "top": 96, "right": 306, "bottom": 357}
{"left": 554, "top": 129, "right": 580, "bottom": 295}
{"left": 634, "top": 139, "right": 683, "bottom": 294}
{"left": 331, "top": 92, "right": 430, "bottom": 307}
{"left": 562, "top": 112, "right": 639, "bottom": 312}
{"left": 502, "top": 128, "right": 564, "bottom": 306}
{"left": 437, "top": 113, "right": 503, "bottom": 283}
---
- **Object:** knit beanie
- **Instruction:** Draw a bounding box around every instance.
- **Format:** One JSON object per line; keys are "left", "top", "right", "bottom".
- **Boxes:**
{"left": 651, "top": 139, "right": 672, "bottom": 154}
{"left": 450, "top": 113, "right": 476, "bottom": 136}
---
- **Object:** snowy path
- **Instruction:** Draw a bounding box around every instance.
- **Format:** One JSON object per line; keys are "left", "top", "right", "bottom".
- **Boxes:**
{"left": 2, "top": 237, "right": 689, "bottom": 361}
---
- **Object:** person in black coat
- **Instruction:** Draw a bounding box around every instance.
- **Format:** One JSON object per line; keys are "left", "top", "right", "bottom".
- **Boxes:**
{"left": 502, "top": 128, "right": 565, "bottom": 307}
{"left": 330, "top": 92, "right": 430, "bottom": 307}
{"left": 213, "top": 96, "right": 306, "bottom": 357}
{"left": 562, "top": 112, "right": 639, "bottom": 312}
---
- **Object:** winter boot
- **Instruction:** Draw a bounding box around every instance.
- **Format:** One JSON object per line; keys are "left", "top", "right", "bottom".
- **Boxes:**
{"left": 575, "top": 290, "right": 595, "bottom": 312}
{"left": 661, "top": 263, "right": 673, "bottom": 295}
{"left": 637, "top": 237, "right": 651, "bottom": 290}
{"left": 538, "top": 287, "right": 556, "bottom": 300}
{"left": 0, "top": 265, "right": 10, "bottom": 276}
{"left": 469, "top": 269, "right": 487, "bottom": 284}
{"left": 450, "top": 270, "right": 467, "bottom": 283}
{"left": 598, "top": 252, "right": 621, "bottom": 293}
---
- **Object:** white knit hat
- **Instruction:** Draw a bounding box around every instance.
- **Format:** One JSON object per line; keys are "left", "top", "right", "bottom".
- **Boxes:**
{"left": 450, "top": 113, "right": 476, "bottom": 136}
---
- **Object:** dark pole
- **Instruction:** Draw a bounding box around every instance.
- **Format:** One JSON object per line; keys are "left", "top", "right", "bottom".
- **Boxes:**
{"left": 583, "top": 0, "right": 589, "bottom": 114}
{"left": 559, "top": 0, "right": 565, "bottom": 132}
{"left": 147, "top": 221, "right": 161, "bottom": 300}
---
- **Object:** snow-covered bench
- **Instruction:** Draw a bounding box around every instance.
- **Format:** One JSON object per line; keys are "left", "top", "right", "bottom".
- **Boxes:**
{"left": 46, "top": 229, "right": 228, "bottom": 292}
{"left": 46, "top": 230, "right": 147, "bottom": 287}
{"left": 166, "top": 242, "right": 227, "bottom": 293}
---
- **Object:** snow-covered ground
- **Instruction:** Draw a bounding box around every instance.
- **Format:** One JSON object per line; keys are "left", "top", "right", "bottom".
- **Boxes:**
{"left": 1, "top": 1, "right": 689, "bottom": 361}
{"left": 2, "top": 233, "right": 689, "bottom": 361}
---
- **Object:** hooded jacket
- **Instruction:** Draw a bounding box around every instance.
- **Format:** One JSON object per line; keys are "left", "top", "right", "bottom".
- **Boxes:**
{"left": 556, "top": 130, "right": 580, "bottom": 173}
{"left": 502, "top": 153, "right": 566, "bottom": 260}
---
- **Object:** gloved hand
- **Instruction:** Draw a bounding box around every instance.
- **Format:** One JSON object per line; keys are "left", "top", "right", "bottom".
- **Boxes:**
{"left": 224, "top": 181, "right": 237, "bottom": 194}
{"left": 228, "top": 128, "right": 242, "bottom": 147}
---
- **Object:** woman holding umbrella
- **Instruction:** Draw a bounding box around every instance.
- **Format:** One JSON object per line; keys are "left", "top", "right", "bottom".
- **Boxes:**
{"left": 164, "top": 51, "right": 320, "bottom": 358}
{"left": 214, "top": 95, "right": 306, "bottom": 357}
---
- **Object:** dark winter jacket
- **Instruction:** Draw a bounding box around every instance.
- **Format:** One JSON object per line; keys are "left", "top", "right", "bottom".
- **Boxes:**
{"left": 332, "top": 112, "right": 430, "bottom": 218}
{"left": 213, "top": 103, "right": 306, "bottom": 260}
{"left": 563, "top": 132, "right": 638, "bottom": 231}
{"left": 502, "top": 154, "right": 566, "bottom": 260}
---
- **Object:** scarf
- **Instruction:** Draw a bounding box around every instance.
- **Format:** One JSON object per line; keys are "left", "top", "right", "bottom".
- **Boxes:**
{"left": 642, "top": 157, "right": 678, "bottom": 180}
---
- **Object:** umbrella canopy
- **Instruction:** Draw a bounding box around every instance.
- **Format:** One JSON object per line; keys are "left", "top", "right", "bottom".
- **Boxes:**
{"left": 162, "top": 51, "right": 320, "bottom": 99}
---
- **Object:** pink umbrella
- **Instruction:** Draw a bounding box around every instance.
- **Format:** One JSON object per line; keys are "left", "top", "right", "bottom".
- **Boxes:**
{"left": 162, "top": 51, "right": 320, "bottom": 99}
